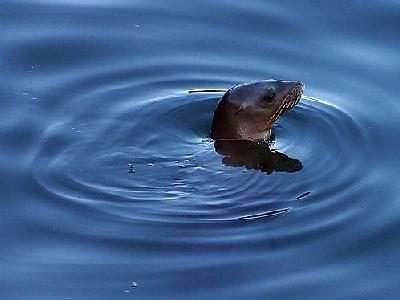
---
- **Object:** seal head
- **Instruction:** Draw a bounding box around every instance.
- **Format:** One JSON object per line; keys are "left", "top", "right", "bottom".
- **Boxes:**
{"left": 210, "top": 80, "right": 304, "bottom": 141}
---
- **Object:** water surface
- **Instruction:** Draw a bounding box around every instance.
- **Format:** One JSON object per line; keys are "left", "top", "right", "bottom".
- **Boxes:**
{"left": 1, "top": 0, "right": 400, "bottom": 299}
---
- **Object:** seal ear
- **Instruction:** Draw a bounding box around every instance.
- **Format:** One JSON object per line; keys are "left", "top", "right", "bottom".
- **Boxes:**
{"left": 235, "top": 106, "right": 244, "bottom": 115}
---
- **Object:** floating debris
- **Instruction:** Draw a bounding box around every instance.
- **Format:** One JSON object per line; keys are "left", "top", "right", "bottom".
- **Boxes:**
{"left": 187, "top": 89, "right": 227, "bottom": 94}
{"left": 295, "top": 191, "right": 311, "bottom": 200}
{"left": 239, "top": 208, "right": 290, "bottom": 220}
{"left": 131, "top": 282, "right": 138, "bottom": 288}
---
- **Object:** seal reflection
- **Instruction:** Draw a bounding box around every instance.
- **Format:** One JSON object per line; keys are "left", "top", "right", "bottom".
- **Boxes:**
{"left": 214, "top": 138, "right": 302, "bottom": 174}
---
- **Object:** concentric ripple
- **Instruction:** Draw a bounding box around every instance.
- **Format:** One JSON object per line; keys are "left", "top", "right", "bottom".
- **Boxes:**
{"left": 32, "top": 80, "right": 367, "bottom": 225}
{"left": 2, "top": 0, "right": 399, "bottom": 298}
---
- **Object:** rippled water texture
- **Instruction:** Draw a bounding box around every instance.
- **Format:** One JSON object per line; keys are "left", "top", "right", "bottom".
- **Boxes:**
{"left": 1, "top": 1, "right": 400, "bottom": 299}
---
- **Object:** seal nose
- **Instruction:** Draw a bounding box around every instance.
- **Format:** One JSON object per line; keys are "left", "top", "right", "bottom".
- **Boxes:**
{"left": 282, "top": 80, "right": 304, "bottom": 92}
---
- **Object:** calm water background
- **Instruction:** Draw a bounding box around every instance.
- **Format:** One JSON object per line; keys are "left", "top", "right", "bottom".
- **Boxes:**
{"left": 1, "top": 0, "right": 400, "bottom": 299}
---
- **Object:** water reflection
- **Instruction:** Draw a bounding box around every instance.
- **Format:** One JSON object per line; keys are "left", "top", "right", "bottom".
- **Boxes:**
{"left": 214, "top": 138, "right": 302, "bottom": 174}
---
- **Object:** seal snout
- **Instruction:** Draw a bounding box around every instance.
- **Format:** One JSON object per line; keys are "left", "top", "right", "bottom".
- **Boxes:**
{"left": 277, "top": 81, "right": 303, "bottom": 115}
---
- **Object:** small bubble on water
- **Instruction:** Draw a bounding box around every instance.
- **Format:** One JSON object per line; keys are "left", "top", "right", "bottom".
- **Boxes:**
{"left": 131, "top": 282, "right": 138, "bottom": 288}
{"left": 128, "top": 162, "right": 135, "bottom": 173}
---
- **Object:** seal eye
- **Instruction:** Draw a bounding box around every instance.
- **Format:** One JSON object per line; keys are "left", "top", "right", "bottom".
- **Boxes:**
{"left": 263, "top": 88, "right": 276, "bottom": 102}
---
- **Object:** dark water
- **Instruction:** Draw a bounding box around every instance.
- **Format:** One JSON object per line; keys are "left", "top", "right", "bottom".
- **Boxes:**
{"left": 1, "top": 0, "right": 400, "bottom": 299}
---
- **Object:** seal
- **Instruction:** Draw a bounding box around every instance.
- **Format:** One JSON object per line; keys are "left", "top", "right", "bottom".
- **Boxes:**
{"left": 210, "top": 80, "right": 304, "bottom": 141}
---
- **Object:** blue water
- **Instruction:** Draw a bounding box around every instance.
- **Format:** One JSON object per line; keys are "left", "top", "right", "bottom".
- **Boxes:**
{"left": 1, "top": 1, "right": 400, "bottom": 299}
